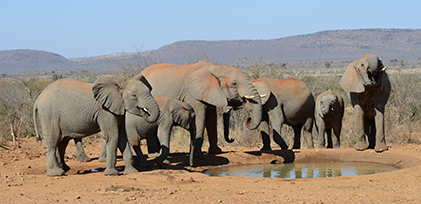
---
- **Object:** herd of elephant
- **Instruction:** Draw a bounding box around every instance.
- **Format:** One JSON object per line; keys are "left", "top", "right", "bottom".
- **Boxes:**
{"left": 33, "top": 54, "right": 391, "bottom": 176}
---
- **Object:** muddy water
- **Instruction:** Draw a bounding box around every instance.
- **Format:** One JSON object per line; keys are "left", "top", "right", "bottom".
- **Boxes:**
{"left": 205, "top": 162, "right": 399, "bottom": 179}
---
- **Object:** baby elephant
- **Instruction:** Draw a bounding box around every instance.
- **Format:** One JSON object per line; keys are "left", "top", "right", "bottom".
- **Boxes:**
{"left": 315, "top": 90, "right": 344, "bottom": 148}
{"left": 97, "top": 95, "right": 196, "bottom": 167}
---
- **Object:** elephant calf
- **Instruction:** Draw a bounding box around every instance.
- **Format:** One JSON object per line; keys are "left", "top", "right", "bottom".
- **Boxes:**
{"left": 94, "top": 95, "right": 196, "bottom": 167}
{"left": 245, "top": 77, "right": 315, "bottom": 150}
{"left": 315, "top": 90, "right": 344, "bottom": 148}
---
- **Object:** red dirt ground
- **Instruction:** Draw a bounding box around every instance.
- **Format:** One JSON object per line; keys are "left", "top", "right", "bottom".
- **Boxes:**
{"left": 1, "top": 138, "right": 421, "bottom": 203}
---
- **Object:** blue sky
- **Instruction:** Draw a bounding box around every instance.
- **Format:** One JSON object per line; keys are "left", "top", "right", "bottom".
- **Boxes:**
{"left": 2, "top": 1, "right": 420, "bottom": 58}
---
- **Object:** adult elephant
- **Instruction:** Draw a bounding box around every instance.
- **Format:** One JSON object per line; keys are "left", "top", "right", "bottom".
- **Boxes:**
{"left": 97, "top": 95, "right": 196, "bottom": 167}
{"left": 226, "top": 77, "right": 315, "bottom": 150}
{"left": 33, "top": 75, "right": 160, "bottom": 176}
{"left": 137, "top": 61, "right": 262, "bottom": 158}
{"left": 340, "top": 54, "right": 390, "bottom": 152}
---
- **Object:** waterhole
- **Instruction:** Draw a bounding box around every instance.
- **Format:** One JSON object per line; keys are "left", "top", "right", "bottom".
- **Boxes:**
{"left": 205, "top": 162, "right": 399, "bottom": 179}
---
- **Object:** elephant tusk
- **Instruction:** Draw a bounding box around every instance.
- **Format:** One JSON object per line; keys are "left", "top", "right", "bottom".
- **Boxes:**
{"left": 225, "top": 107, "right": 232, "bottom": 113}
{"left": 381, "top": 66, "right": 388, "bottom": 72}
{"left": 244, "top": 95, "right": 254, "bottom": 99}
{"left": 260, "top": 94, "right": 267, "bottom": 98}
{"left": 142, "top": 107, "right": 151, "bottom": 116}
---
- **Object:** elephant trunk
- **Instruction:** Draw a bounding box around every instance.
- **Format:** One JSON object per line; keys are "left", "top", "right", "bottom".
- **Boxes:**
{"left": 243, "top": 81, "right": 263, "bottom": 130}
{"left": 223, "top": 108, "right": 234, "bottom": 143}
{"left": 143, "top": 96, "right": 160, "bottom": 123}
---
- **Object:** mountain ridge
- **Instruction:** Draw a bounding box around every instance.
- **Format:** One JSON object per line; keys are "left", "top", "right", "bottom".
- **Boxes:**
{"left": 2, "top": 28, "right": 421, "bottom": 74}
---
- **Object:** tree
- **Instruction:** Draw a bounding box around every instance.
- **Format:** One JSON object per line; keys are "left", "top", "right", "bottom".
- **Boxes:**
{"left": 325, "top": 62, "right": 331, "bottom": 68}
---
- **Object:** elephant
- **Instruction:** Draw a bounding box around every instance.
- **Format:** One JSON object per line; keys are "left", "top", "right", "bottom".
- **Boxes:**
{"left": 137, "top": 61, "right": 262, "bottom": 158}
{"left": 314, "top": 90, "right": 344, "bottom": 149}
{"left": 339, "top": 54, "right": 390, "bottom": 152}
{"left": 96, "top": 95, "right": 196, "bottom": 167}
{"left": 226, "top": 77, "right": 315, "bottom": 150}
{"left": 33, "top": 75, "right": 160, "bottom": 176}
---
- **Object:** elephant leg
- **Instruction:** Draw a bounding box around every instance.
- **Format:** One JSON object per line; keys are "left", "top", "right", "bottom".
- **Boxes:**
{"left": 332, "top": 125, "right": 341, "bottom": 148}
{"left": 326, "top": 128, "right": 333, "bottom": 148}
{"left": 270, "top": 112, "right": 289, "bottom": 150}
{"left": 98, "top": 140, "right": 107, "bottom": 162}
{"left": 155, "top": 127, "right": 171, "bottom": 167}
{"left": 303, "top": 117, "right": 314, "bottom": 149}
{"left": 193, "top": 105, "right": 206, "bottom": 159}
{"left": 117, "top": 123, "right": 138, "bottom": 175}
{"left": 206, "top": 106, "right": 221, "bottom": 154}
{"left": 132, "top": 145, "right": 150, "bottom": 167}
{"left": 317, "top": 121, "right": 326, "bottom": 149}
{"left": 101, "top": 130, "right": 119, "bottom": 175}
{"left": 292, "top": 125, "right": 302, "bottom": 149}
{"left": 354, "top": 105, "right": 369, "bottom": 151}
{"left": 367, "top": 119, "right": 376, "bottom": 149}
{"left": 44, "top": 127, "right": 65, "bottom": 176}
{"left": 374, "top": 108, "right": 388, "bottom": 152}
{"left": 74, "top": 138, "right": 91, "bottom": 162}
{"left": 146, "top": 136, "right": 161, "bottom": 157}
{"left": 58, "top": 138, "right": 70, "bottom": 172}
{"left": 260, "top": 112, "right": 272, "bottom": 151}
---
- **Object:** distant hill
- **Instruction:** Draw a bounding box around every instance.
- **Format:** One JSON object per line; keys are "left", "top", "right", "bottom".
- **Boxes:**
{"left": 2, "top": 29, "right": 421, "bottom": 75}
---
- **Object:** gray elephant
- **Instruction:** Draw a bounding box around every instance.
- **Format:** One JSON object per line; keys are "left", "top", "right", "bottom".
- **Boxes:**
{"left": 33, "top": 75, "right": 160, "bottom": 176}
{"left": 314, "top": 90, "right": 344, "bottom": 149}
{"left": 137, "top": 61, "right": 263, "bottom": 158}
{"left": 97, "top": 95, "right": 196, "bottom": 167}
{"left": 340, "top": 54, "right": 390, "bottom": 152}
{"left": 227, "top": 77, "right": 315, "bottom": 150}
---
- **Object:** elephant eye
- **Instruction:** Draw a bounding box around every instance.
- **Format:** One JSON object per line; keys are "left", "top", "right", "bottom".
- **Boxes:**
{"left": 232, "top": 82, "right": 237, "bottom": 86}
{"left": 132, "top": 94, "right": 137, "bottom": 98}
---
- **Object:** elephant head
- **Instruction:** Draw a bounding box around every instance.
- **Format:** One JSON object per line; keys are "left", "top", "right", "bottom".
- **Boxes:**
{"left": 340, "top": 54, "right": 388, "bottom": 93}
{"left": 223, "top": 80, "right": 270, "bottom": 143}
{"left": 92, "top": 74, "right": 160, "bottom": 123}
{"left": 316, "top": 91, "right": 340, "bottom": 118}
{"left": 185, "top": 64, "right": 263, "bottom": 142}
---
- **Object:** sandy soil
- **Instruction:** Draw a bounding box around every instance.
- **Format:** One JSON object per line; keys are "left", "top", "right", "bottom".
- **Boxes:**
{"left": 1, "top": 138, "right": 421, "bottom": 203}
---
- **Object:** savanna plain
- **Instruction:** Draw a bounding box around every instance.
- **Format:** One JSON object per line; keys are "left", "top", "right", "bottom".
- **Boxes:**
{"left": 1, "top": 55, "right": 421, "bottom": 203}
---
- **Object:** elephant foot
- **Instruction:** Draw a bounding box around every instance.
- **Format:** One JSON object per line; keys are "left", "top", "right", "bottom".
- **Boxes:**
{"left": 194, "top": 150, "right": 204, "bottom": 160}
{"left": 155, "top": 157, "right": 171, "bottom": 167}
{"left": 123, "top": 166, "right": 138, "bottom": 175}
{"left": 291, "top": 144, "right": 301, "bottom": 149}
{"left": 77, "top": 154, "right": 91, "bottom": 162}
{"left": 98, "top": 156, "right": 106, "bottom": 162}
{"left": 104, "top": 167, "right": 119, "bottom": 175}
{"left": 318, "top": 144, "right": 326, "bottom": 149}
{"left": 208, "top": 146, "right": 222, "bottom": 154}
{"left": 354, "top": 140, "right": 369, "bottom": 151}
{"left": 47, "top": 167, "right": 65, "bottom": 177}
{"left": 138, "top": 159, "right": 151, "bottom": 168}
{"left": 375, "top": 143, "right": 388, "bottom": 152}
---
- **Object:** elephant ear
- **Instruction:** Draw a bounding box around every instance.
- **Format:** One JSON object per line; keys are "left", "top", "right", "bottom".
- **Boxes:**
{"left": 339, "top": 64, "right": 365, "bottom": 93}
{"left": 315, "top": 95, "right": 324, "bottom": 118}
{"left": 171, "top": 108, "right": 190, "bottom": 129}
{"left": 251, "top": 81, "right": 271, "bottom": 105}
{"left": 185, "top": 67, "right": 227, "bottom": 107}
{"left": 134, "top": 74, "right": 153, "bottom": 91}
{"left": 92, "top": 75, "right": 126, "bottom": 115}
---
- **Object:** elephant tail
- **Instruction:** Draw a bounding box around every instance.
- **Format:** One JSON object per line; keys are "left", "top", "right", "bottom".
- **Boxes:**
{"left": 33, "top": 104, "right": 42, "bottom": 144}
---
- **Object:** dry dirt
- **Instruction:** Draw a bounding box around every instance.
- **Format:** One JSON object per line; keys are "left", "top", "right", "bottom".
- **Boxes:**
{"left": 1, "top": 138, "right": 421, "bottom": 203}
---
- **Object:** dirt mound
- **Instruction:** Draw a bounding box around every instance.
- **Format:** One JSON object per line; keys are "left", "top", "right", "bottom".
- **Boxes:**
{"left": 1, "top": 138, "right": 421, "bottom": 203}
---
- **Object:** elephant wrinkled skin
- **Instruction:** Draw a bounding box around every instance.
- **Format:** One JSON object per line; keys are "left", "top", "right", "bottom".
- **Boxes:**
{"left": 339, "top": 54, "right": 391, "bottom": 152}
{"left": 232, "top": 77, "right": 315, "bottom": 150}
{"left": 137, "top": 61, "right": 262, "bottom": 158}
{"left": 315, "top": 90, "right": 344, "bottom": 149}
{"left": 33, "top": 75, "right": 160, "bottom": 176}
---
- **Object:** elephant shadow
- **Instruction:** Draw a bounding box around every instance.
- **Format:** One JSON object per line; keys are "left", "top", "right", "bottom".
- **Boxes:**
{"left": 244, "top": 149, "right": 296, "bottom": 163}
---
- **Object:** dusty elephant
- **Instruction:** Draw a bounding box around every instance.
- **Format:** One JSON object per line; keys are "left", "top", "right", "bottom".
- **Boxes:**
{"left": 314, "top": 90, "right": 344, "bottom": 149}
{"left": 97, "top": 95, "right": 196, "bottom": 167}
{"left": 226, "top": 77, "right": 315, "bottom": 150}
{"left": 340, "top": 54, "right": 390, "bottom": 152}
{"left": 33, "top": 75, "right": 160, "bottom": 176}
{"left": 137, "top": 61, "right": 263, "bottom": 158}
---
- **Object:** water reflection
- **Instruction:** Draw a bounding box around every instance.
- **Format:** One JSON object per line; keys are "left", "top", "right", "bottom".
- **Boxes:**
{"left": 205, "top": 162, "right": 399, "bottom": 179}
